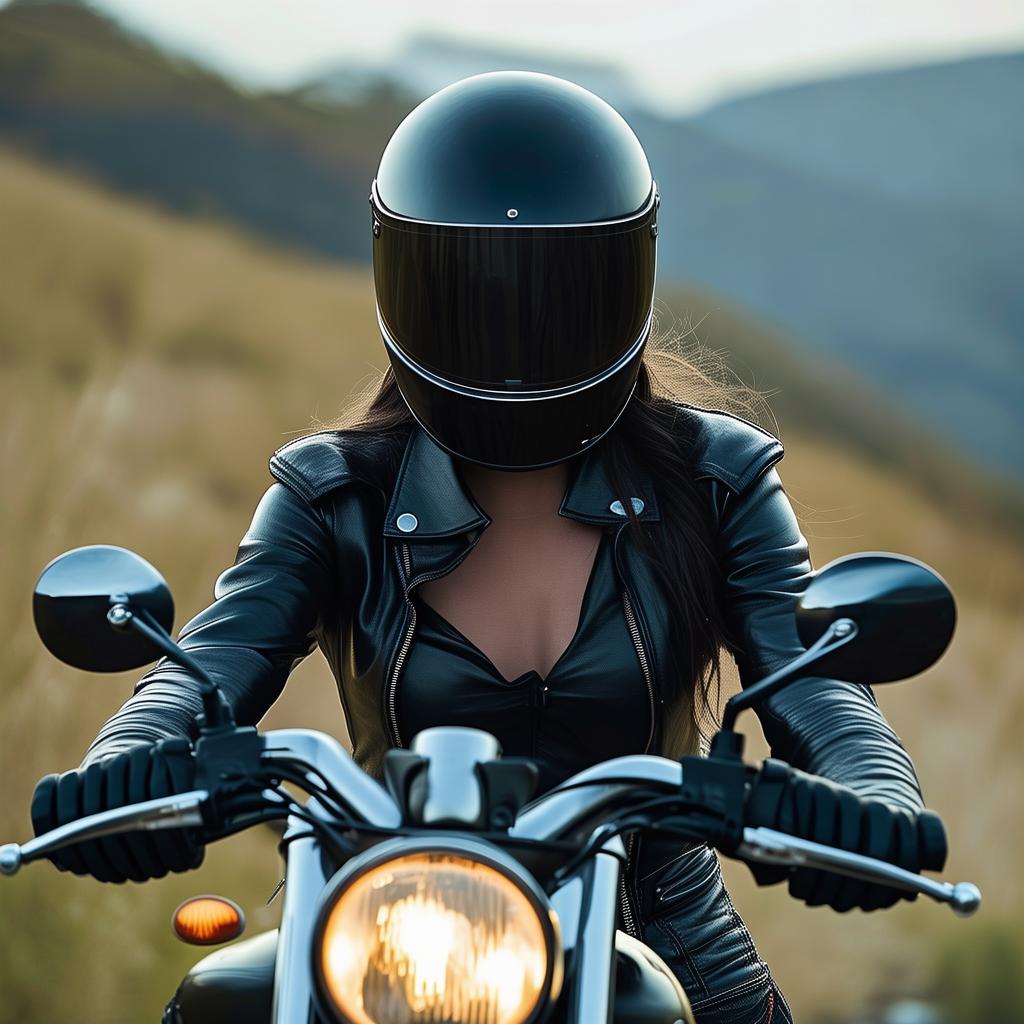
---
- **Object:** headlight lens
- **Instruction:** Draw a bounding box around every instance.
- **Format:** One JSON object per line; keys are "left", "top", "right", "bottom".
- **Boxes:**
{"left": 317, "top": 848, "right": 560, "bottom": 1024}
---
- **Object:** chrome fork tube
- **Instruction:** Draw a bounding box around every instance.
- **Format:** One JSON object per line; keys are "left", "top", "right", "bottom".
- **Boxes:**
{"left": 562, "top": 840, "right": 624, "bottom": 1023}
{"left": 271, "top": 817, "right": 331, "bottom": 1024}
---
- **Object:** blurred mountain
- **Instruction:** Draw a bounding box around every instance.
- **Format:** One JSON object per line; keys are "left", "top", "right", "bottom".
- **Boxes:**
{"left": 695, "top": 54, "right": 1024, "bottom": 215}
{"left": 1, "top": 0, "right": 1021, "bottom": 476}
{"left": 301, "top": 32, "right": 640, "bottom": 112}
{"left": 634, "top": 100, "right": 1023, "bottom": 479}
{"left": 0, "top": 0, "right": 403, "bottom": 261}
{"left": 670, "top": 55, "right": 1024, "bottom": 477}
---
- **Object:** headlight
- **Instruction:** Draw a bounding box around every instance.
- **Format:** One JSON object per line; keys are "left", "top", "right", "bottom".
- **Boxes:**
{"left": 314, "top": 838, "right": 563, "bottom": 1024}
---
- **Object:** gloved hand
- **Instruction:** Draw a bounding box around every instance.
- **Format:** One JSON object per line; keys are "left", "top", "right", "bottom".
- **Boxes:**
{"left": 30, "top": 738, "right": 205, "bottom": 883}
{"left": 745, "top": 758, "right": 947, "bottom": 912}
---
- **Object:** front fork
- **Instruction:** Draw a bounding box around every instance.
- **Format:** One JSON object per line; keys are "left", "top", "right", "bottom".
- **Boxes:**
{"left": 552, "top": 841, "right": 625, "bottom": 1022}
{"left": 271, "top": 817, "right": 331, "bottom": 1024}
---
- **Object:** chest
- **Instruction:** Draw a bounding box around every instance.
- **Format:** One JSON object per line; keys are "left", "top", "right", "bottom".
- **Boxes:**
{"left": 417, "top": 516, "right": 607, "bottom": 682}
{"left": 399, "top": 523, "right": 656, "bottom": 788}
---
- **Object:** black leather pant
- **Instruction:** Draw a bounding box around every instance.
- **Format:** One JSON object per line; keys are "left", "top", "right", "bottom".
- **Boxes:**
{"left": 630, "top": 837, "right": 794, "bottom": 1023}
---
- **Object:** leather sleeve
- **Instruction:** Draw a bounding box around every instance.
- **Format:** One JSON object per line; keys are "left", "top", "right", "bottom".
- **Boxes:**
{"left": 80, "top": 483, "right": 339, "bottom": 768}
{"left": 716, "top": 466, "right": 924, "bottom": 814}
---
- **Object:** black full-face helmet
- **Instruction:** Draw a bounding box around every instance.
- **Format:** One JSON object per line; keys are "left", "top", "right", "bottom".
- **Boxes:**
{"left": 370, "top": 71, "right": 658, "bottom": 469}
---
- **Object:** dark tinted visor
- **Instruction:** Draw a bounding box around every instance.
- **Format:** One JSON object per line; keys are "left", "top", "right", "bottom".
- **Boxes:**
{"left": 371, "top": 186, "right": 657, "bottom": 391}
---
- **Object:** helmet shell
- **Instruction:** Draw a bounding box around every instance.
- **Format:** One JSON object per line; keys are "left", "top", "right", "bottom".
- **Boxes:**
{"left": 371, "top": 71, "right": 658, "bottom": 469}
{"left": 374, "top": 70, "right": 653, "bottom": 226}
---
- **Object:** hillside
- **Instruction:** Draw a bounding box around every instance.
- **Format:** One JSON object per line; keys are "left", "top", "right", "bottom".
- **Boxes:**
{"left": 632, "top": 105, "right": 1023, "bottom": 478}
{"left": 696, "top": 53, "right": 1024, "bottom": 216}
{"left": 1, "top": 0, "right": 1021, "bottom": 479}
{"left": 0, "top": 147, "right": 1021, "bottom": 1022}
{"left": 0, "top": 0, "right": 408, "bottom": 261}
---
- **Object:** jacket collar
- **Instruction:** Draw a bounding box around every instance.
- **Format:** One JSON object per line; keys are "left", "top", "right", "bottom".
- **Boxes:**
{"left": 383, "top": 427, "right": 660, "bottom": 540}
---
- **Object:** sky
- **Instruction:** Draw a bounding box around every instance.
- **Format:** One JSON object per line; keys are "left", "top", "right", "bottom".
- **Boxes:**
{"left": 11, "top": 0, "right": 1024, "bottom": 113}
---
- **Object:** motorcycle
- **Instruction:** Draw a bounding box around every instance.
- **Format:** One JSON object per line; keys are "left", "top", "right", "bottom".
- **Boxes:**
{"left": 2, "top": 545, "right": 980, "bottom": 1024}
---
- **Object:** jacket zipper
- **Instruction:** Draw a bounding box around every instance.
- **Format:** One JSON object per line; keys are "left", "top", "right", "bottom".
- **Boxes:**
{"left": 622, "top": 588, "right": 656, "bottom": 755}
{"left": 620, "top": 833, "right": 639, "bottom": 937}
{"left": 386, "top": 537, "right": 482, "bottom": 748}
{"left": 612, "top": 522, "right": 661, "bottom": 756}
{"left": 386, "top": 544, "right": 417, "bottom": 748}
{"left": 614, "top": 522, "right": 654, "bottom": 939}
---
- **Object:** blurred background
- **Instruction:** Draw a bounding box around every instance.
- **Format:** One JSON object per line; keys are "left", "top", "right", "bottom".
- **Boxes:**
{"left": 0, "top": 0, "right": 1022, "bottom": 1020}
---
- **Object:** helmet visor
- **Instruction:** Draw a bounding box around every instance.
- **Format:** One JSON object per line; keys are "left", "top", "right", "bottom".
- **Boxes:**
{"left": 372, "top": 186, "right": 657, "bottom": 392}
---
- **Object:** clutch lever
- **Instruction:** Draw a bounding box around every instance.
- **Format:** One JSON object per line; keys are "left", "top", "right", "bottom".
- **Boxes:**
{"left": 738, "top": 825, "right": 981, "bottom": 917}
{"left": 0, "top": 789, "right": 209, "bottom": 877}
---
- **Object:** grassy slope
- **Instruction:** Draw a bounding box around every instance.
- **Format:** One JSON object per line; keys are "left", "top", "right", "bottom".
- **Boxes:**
{"left": 0, "top": 0, "right": 408, "bottom": 264}
{"left": 0, "top": 147, "right": 1021, "bottom": 1022}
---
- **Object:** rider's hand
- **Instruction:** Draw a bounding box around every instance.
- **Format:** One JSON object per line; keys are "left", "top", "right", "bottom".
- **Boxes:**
{"left": 745, "top": 758, "right": 947, "bottom": 912}
{"left": 30, "top": 738, "right": 204, "bottom": 883}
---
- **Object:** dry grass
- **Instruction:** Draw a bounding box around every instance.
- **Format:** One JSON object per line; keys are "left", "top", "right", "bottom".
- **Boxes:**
{"left": 0, "top": 146, "right": 1021, "bottom": 1022}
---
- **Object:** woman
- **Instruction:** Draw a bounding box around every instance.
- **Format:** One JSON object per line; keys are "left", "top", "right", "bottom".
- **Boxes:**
{"left": 32, "top": 73, "right": 936, "bottom": 1022}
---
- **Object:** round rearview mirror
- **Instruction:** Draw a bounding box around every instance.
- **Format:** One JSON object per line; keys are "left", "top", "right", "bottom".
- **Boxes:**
{"left": 33, "top": 545, "right": 175, "bottom": 672}
{"left": 796, "top": 552, "right": 955, "bottom": 685}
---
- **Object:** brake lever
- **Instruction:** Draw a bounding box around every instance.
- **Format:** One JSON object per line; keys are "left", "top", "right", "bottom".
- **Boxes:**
{"left": 0, "top": 790, "right": 209, "bottom": 877}
{"left": 738, "top": 825, "right": 982, "bottom": 917}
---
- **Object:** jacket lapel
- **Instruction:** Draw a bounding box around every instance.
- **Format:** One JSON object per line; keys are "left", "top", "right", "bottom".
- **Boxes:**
{"left": 385, "top": 426, "right": 660, "bottom": 537}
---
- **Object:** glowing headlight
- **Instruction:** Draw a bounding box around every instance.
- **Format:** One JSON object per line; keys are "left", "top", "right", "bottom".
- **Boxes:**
{"left": 314, "top": 840, "right": 562, "bottom": 1024}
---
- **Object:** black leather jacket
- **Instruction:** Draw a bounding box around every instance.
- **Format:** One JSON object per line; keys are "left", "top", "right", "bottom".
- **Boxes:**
{"left": 82, "top": 405, "right": 923, "bottom": 1019}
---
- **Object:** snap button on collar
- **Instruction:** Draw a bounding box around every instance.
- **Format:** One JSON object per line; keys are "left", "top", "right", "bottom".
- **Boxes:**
{"left": 396, "top": 512, "right": 419, "bottom": 533}
{"left": 610, "top": 497, "right": 645, "bottom": 517}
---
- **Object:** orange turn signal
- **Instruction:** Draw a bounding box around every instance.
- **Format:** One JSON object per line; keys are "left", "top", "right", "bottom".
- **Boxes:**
{"left": 172, "top": 895, "right": 246, "bottom": 945}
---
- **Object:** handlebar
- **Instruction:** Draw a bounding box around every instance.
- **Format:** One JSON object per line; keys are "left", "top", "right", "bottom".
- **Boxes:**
{"left": 2, "top": 729, "right": 982, "bottom": 916}
{"left": 0, "top": 789, "right": 209, "bottom": 876}
{"left": 260, "top": 729, "right": 401, "bottom": 829}
{"left": 739, "top": 826, "right": 981, "bottom": 917}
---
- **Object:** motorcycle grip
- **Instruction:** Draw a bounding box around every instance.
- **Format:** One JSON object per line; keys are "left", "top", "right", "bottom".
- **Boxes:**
{"left": 746, "top": 758, "right": 948, "bottom": 873}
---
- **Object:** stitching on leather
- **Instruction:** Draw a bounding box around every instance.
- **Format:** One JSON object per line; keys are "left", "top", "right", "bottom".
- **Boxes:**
{"left": 768, "top": 981, "right": 793, "bottom": 1023}
{"left": 268, "top": 457, "right": 314, "bottom": 503}
{"left": 270, "top": 433, "right": 362, "bottom": 503}
{"left": 689, "top": 969, "right": 772, "bottom": 1012}
{"left": 385, "top": 433, "right": 416, "bottom": 524}
{"left": 718, "top": 858, "right": 761, "bottom": 969}
{"left": 645, "top": 844, "right": 717, "bottom": 912}
{"left": 697, "top": 444, "right": 784, "bottom": 492}
{"left": 637, "top": 842, "right": 698, "bottom": 883}
{"left": 651, "top": 916, "right": 710, "bottom": 1000}
{"left": 736, "top": 446, "right": 785, "bottom": 491}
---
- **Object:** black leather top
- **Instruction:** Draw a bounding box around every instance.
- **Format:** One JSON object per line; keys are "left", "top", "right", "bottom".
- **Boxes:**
{"left": 399, "top": 531, "right": 651, "bottom": 793}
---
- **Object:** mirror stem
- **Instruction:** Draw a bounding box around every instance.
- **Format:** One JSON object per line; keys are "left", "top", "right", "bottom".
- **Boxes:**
{"left": 718, "top": 618, "right": 859, "bottom": 737}
{"left": 107, "top": 604, "right": 233, "bottom": 729}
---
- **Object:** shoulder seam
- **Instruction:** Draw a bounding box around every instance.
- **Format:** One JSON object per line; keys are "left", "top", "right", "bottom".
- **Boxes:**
{"left": 268, "top": 431, "right": 358, "bottom": 503}
{"left": 675, "top": 404, "right": 785, "bottom": 493}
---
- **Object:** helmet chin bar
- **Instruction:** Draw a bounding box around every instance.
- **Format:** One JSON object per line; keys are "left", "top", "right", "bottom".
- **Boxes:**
{"left": 379, "top": 310, "right": 651, "bottom": 470}
{"left": 393, "top": 376, "right": 640, "bottom": 473}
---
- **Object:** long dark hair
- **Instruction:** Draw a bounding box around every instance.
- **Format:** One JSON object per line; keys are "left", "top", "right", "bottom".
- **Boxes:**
{"left": 324, "top": 318, "right": 769, "bottom": 749}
